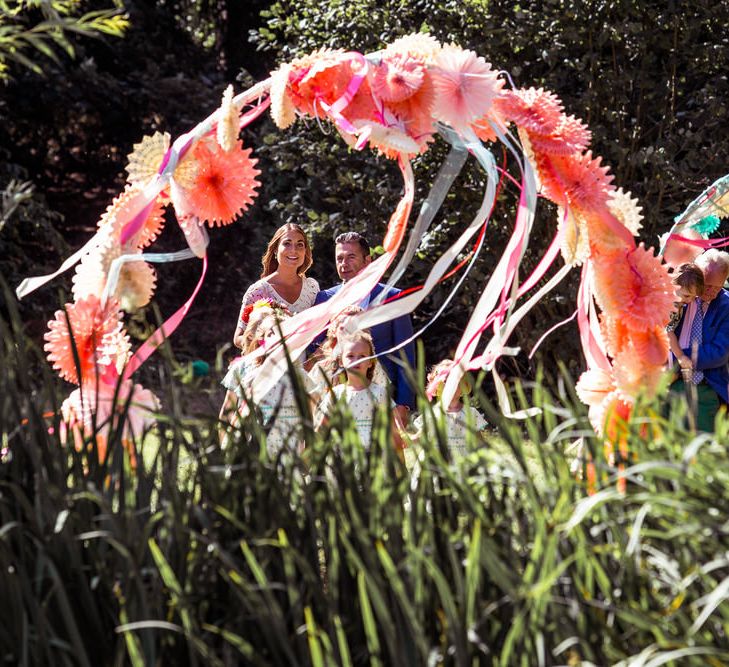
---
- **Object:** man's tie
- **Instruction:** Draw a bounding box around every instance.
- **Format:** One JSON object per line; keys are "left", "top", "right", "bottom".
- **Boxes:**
{"left": 689, "top": 298, "right": 705, "bottom": 384}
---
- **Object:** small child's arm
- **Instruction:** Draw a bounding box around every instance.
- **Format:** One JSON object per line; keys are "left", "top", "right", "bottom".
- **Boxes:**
{"left": 668, "top": 330, "right": 692, "bottom": 370}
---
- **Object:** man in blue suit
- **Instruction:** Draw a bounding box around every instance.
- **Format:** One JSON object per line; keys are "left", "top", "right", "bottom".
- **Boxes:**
{"left": 314, "top": 232, "right": 416, "bottom": 421}
{"left": 674, "top": 249, "right": 729, "bottom": 431}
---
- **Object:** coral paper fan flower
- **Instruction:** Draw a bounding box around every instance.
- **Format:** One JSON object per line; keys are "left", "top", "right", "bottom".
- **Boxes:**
{"left": 600, "top": 312, "right": 631, "bottom": 358}
{"left": 294, "top": 52, "right": 356, "bottom": 117}
{"left": 44, "top": 296, "right": 130, "bottom": 385}
{"left": 576, "top": 368, "right": 615, "bottom": 407}
{"left": 98, "top": 186, "right": 166, "bottom": 249}
{"left": 495, "top": 87, "right": 564, "bottom": 135}
{"left": 471, "top": 94, "right": 509, "bottom": 143}
{"left": 431, "top": 45, "right": 503, "bottom": 129}
{"left": 371, "top": 54, "right": 425, "bottom": 102}
{"left": 613, "top": 342, "right": 665, "bottom": 401}
{"left": 527, "top": 114, "right": 591, "bottom": 156}
{"left": 185, "top": 138, "right": 261, "bottom": 226}
{"left": 629, "top": 325, "right": 669, "bottom": 367}
{"left": 340, "top": 76, "right": 378, "bottom": 124}
{"left": 536, "top": 151, "right": 615, "bottom": 212}
{"left": 285, "top": 48, "right": 345, "bottom": 116}
{"left": 592, "top": 244, "right": 675, "bottom": 330}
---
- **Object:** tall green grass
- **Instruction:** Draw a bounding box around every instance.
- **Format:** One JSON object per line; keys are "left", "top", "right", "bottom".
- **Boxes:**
{"left": 1, "top": 294, "right": 729, "bottom": 665}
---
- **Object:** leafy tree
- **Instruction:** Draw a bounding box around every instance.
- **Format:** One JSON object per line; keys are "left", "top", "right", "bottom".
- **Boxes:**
{"left": 0, "top": 0, "right": 128, "bottom": 79}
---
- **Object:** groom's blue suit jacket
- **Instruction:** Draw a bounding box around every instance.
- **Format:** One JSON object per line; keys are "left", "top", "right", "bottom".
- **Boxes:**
{"left": 678, "top": 289, "right": 729, "bottom": 402}
{"left": 314, "top": 282, "right": 416, "bottom": 409}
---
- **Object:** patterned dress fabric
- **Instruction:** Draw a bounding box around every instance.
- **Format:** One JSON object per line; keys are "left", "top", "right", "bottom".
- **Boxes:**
{"left": 414, "top": 403, "right": 488, "bottom": 457}
{"left": 319, "top": 382, "right": 391, "bottom": 450}
{"left": 237, "top": 276, "right": 320, "bottom": 317}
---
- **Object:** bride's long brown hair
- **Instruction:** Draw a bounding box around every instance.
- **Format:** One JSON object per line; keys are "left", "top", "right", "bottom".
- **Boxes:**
{"left": 260, "top": 223, "right": 313, "bottom": 278}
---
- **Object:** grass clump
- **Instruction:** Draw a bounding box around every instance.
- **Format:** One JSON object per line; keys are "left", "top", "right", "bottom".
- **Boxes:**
{"left": 1, "top": 298, "right": 729, "bottom": 665}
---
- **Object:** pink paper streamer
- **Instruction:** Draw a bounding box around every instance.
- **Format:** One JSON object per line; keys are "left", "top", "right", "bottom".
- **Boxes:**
{"left": 123, "top": 255, "right": 208, "bottom": 380}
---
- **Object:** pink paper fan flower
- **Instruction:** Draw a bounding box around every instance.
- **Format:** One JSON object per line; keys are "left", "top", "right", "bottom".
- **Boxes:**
{"left": 61, "top": 379, "right": 159, "bottom": 464}
{"left": 98, "top": 187, "right": 166, "bottom": 249}
{"left": 575, "top": 368, "right": 615, "bottom": 407}
{"left": 431, "top": 45, "right": 503, "bottom": 130}
{"left": 371, "top": 54, "right": 425, "bottom": 102}
{"left": 44, "top": 296, "right": 130, "bottom": 385}
{"left": 536, "top": 151, "right": 615, "bottom": 212}
{"left": 591, "top": 244, "right": 675, "bottom": 330}
{"left": 495, "top": 87, "right": 564, "bottom": 135}
{"left": 583, "top": 208, "right": 634, "bottom": 255}
{"left": 185, "top": 138, "right": 261, "bottom": 226}
{"left": 387, "top": 70, "right": 437, "bottom": 146}
{"left": 527, "top": 114, "right": 591, "bottom": 156}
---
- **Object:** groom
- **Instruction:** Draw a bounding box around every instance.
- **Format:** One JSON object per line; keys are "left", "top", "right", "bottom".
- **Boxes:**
{"left": 314, "top": 232, "right": 416, "bottom": 420}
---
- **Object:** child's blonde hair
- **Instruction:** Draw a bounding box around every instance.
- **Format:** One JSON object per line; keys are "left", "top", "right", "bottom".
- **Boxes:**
{"left": 241, "top": 306, "right": 289, "bottom": 359}
{"left": 316, "top": 306, "right": 364, "bottom": 377}
{"left": 426, "top": 359, "right": 472, "bottom": 400}
{"left": 336, "top": 330, "right": 376, "bottom": 381}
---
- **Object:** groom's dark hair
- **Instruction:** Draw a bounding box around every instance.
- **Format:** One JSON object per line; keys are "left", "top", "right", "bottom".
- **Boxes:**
{"left": 335, "top": 231, "right": 370, "bottom": 257}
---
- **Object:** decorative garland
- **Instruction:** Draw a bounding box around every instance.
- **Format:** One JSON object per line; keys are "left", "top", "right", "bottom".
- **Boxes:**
{"left": 20, "top": 33, "right": 717, "bottom": 455}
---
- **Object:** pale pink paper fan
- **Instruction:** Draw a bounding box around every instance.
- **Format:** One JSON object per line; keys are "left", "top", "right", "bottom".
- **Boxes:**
{"left": 371, "top": 54, "right": 425, "bottom": 102}
{"left": 431, "top": 45, "right": 503, "bottom": 130}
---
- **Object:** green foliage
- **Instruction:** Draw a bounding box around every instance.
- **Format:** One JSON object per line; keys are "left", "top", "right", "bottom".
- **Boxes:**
{"left": 2, "top": 295, "right": 729, "bottom": 664}
{"left": 0, "top": 0, "right": 129, "bottom": 79}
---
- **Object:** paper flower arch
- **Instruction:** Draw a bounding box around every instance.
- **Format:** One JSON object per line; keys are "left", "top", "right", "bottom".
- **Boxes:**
{"left": 18, "top": 34, "right": 729, "bottom": 458}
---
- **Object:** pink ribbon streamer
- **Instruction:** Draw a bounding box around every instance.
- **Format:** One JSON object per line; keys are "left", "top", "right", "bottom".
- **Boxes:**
{"left": 123, "top": 255, "right": 208, "bottom": 380}
{"left": 317, "top": 52, "right": 367, "bottom": 134}
{"left": 667, "top": 233, "right": 729, "bottom": 249}
{"left": 577, "top": 261, "right": 611, "bottom": 372}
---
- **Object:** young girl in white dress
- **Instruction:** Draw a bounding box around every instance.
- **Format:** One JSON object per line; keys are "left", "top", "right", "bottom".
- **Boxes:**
{"left": 413, "top": 359, "right": 488, "bottom": 458}
{"left": 316, "top": 331, "right": 401, "bottom": 452}
{"left": 307, "top": 306, "right": 389, "bottom": 409}
{"left": 232, "top": 223, "right": 319, "bottom": 350}
{"left": 220, "top": 303, "right": 308, "bottom": 455}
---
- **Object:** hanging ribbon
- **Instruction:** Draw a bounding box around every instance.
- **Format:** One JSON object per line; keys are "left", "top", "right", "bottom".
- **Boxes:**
{"left": 123, "top": 255, "right": 208, "bottom": 380}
